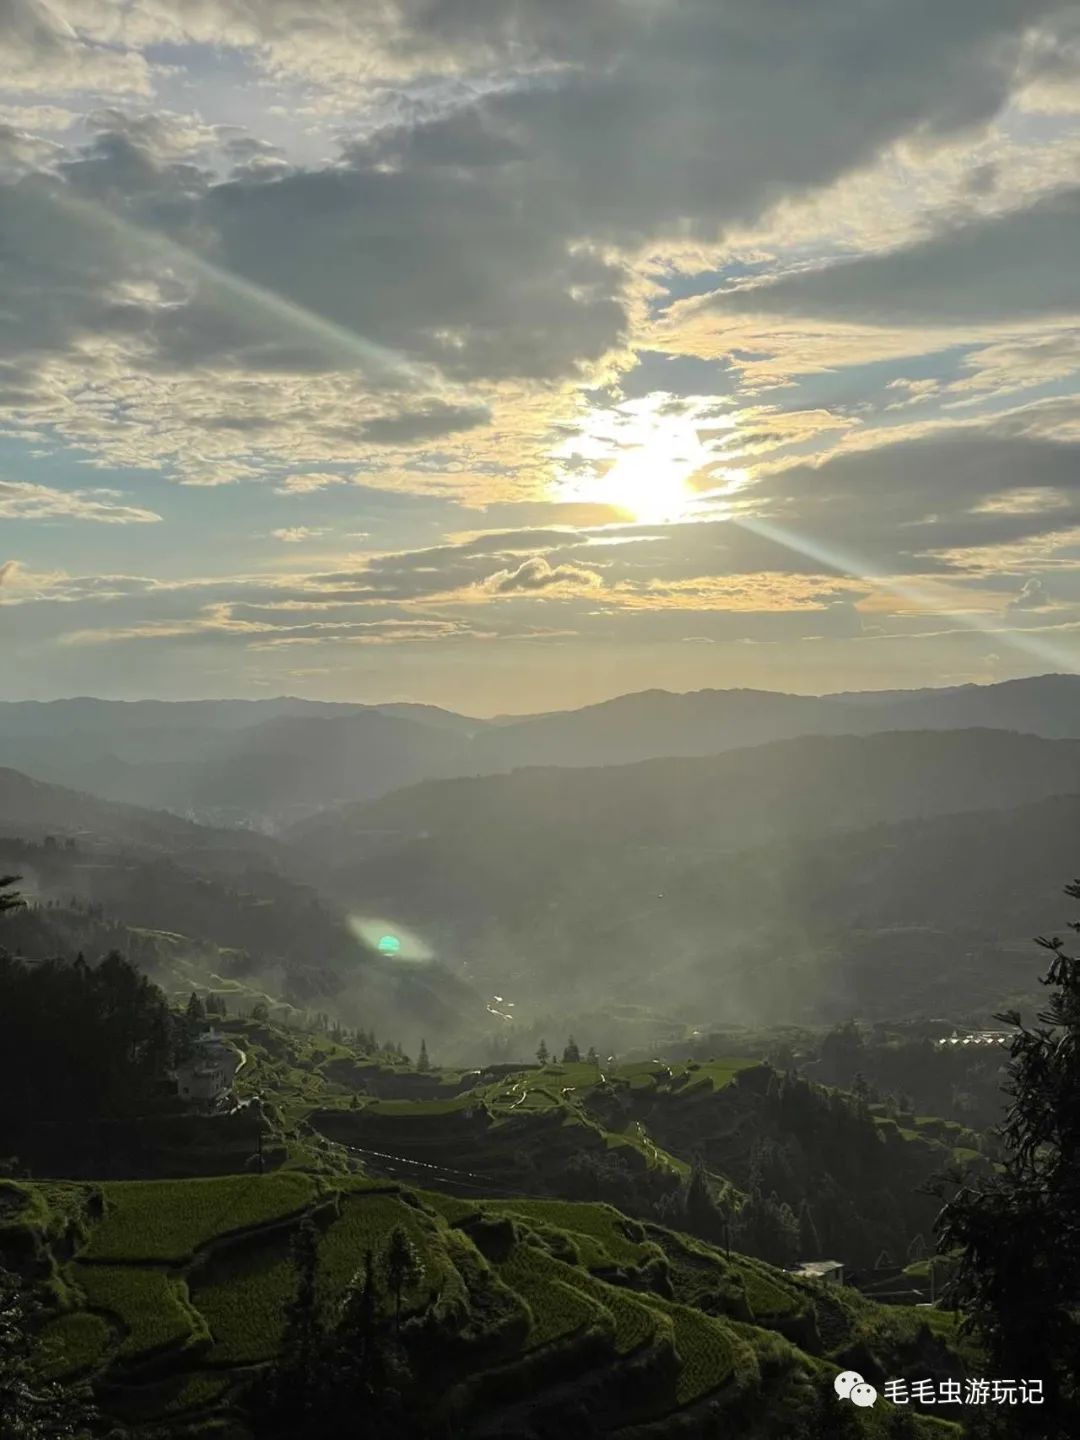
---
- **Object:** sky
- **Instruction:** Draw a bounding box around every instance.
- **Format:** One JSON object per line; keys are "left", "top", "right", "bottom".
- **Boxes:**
{"left": 2, "top": 1, "right": 1080, "bottom": 714}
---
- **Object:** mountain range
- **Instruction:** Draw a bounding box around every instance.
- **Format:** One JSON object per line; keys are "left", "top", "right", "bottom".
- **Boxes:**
{"left": 6, "top": 676, "right": 1080, "bottom": 1034}
{"left": 6, "top": 673, "right": 1080, "bottom": 827}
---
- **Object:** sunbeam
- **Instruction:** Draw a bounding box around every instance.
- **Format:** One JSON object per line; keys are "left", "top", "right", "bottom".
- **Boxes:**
{"left": 735, "top": 513, "right": 1080, "bottom": 673}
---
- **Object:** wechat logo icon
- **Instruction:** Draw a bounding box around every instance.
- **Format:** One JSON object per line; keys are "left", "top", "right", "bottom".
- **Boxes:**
{"left": 835, "top": 1370, "right": 878, "bottom": 1407}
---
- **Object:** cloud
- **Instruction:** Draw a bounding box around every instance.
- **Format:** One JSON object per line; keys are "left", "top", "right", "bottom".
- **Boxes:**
{"left": 0, "top": 0, "right": 150, "bottom": 96}
{"left": 271, "top": 526, "right": 326, "bottom": 543}
{"left": 0, "top": 480, "right": 161, "bottom": 524}
{"left": 0, "top": 559, "right": 22, "bottom": 586}
{"left": 0, "top": 0, "right": 1067, "bottom": 496}
{"left": 273, "top": 473, "right": 347, "bottom": 495}
{"left": 702, "top": 186, "right": 1080, "bottom": 329}
{"left": 362, "top": 402, "right": 492, "bottom": 445}
{"left": 1008, "top": 576, "right": 1053, "bottom": 610}
{"left": 481, "top": 555, "right": 603, "bottom": 595}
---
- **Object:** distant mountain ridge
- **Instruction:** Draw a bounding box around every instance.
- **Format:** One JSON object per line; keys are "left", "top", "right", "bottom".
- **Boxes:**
{"left": 5, "top": 673, "right": 1080, "bottom": 825}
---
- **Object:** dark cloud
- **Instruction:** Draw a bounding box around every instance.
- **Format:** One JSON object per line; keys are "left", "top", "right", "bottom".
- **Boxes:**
{"left": 0, "top": 0, "right": 1063, "bottom": 418}
{"left": 746, "top": 429, "right": 1080, "bottom": 568}
{"left": 705, "top": 186, "right": 1080, "bottom": 326}
{"left": 362, "top": 402, "right": 491, "bottom": 444}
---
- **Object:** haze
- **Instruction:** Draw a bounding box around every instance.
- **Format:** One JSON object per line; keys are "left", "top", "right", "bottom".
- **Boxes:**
{"left": 3, "top": 2, "right": 1080, "bottom": 711}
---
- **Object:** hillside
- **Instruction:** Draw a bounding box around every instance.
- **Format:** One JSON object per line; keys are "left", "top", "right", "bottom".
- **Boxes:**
{"left": 4, "top": 1171, "right": 966, "bottom": 1437}
{"left": 0, "top": 708, "right": 478, "bottom": 829}
{"left": 471, "top": 672, "right": 1080, "bottom": 771}
{"left": 287, "top": 729, "right": 1080, "bottom": 1020}
{"left": 0, "top": 767, "right": 279, "bottom": 861}
{"left": 8, "top": 675, "right": 1080, "bottom": 827}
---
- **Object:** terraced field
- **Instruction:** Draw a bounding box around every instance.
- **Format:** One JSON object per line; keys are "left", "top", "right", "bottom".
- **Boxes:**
{"left": 79, "top": 1173, "right": 318, "bottom": 1263}
{"left": 7, "top": 1174, "right": 967, "bottom": 1437}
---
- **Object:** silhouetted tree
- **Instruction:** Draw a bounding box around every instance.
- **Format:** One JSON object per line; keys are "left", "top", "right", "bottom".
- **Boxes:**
{"left": 383, "top": 1227, "right": 421, "bottom": 1335}
{"left": 935, "top": 878, "right": 1080, "bottom": 1436}
{"left": 264, "top": 1216, "right": 324, "bottom": 1434}
{"left": 185, "top": 991, "right": 206, "bottom": 1024}
{"left": 586, "top": 1045, "right": 600, "bottom": 1065}
{"left": 536, "top": 1039, "right": 549, "bottom": 1065}
{"left": 334, "top": 1248, "right": 382, "bottom": 1401}
{"left": 562, "top": 1036, "right": 581, "bottom": 1063}
{"left": 416, "top": 1039, "right": 431, "bottom": 1073}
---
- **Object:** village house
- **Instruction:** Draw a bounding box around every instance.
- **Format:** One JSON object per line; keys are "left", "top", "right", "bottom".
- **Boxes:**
{"left": 790, "top": 1260, "right": 845, "bottom": 1286}
{"left": 173, "top": 1029, "right": 242, "bottom": 1110}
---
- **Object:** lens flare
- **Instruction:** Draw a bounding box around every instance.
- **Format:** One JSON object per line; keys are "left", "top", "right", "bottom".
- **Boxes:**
{"left": 347, "top": 915, "right": 432, "bottom": 962}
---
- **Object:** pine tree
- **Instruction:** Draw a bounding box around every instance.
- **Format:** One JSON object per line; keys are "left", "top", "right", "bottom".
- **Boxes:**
{"left": 416, "top": 1039, "right": 431, "bottom": 1073}
{"left": 185, "top": 991, "right": 206, "bottom": 1024}
{"left": 935, "top": 877, "right": 1080, "bottom": 1436}
{"left": 383, "top": 1227, "right": 421, "bottom": 1335}
{"left": 536, "top": 1039, "right": 549, "bottom": 1065}
{"left": 335, "top": 1248, "right": 381, "bottom": 1398}
{"left": 274, "top": 1217, "right": 324, "bottom": 1429}
{"left": 562, "top": 1036, "right": 581, "bottom": 1063}
{"left": 586, "top": 1045, "right": 600, "bottom": 1065}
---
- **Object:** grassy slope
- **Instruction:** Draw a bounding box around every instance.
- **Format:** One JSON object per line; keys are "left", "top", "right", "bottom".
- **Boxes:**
{"left": 10, "top": 1174, "right": 966, "bottom": 1438}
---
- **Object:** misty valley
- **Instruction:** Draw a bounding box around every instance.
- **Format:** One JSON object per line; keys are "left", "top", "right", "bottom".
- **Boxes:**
{"left": 1, "top": 679, "right": 1079, "bottom": 1437}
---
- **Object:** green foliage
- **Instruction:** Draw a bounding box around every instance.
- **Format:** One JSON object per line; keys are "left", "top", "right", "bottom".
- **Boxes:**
{"left": 319, "top": 1193, "right": 454, "bottom": 1313}
{"left": 32, "top": 1311, "right": 111, "bottom": 1380}
{"left": 484, "top": 1199, "right": 655, "bottom": 1268}
{"left": 935, "top": 878, "right": 1080, "bottom": 1434}
{"left": 160, "top": 1371, "right": 233, "bottom": 1416}
{"left": 192, "top": 1245, "right": 295, "bottom": 1364}
{"left": 1, "top": 1265, "right": 99, "bottom": 1439}
{"left": 0, "top": 949, "right": 176, "bottom": 1122}
{"left": 545, "top": 1259, "right": 660, "bottom": 1354}
{"left": 73, "top": 1264, "right": 205, "bottom": 1360}
{"left": 383, "top": 1224, "right": 422, "bottom": 1330}
{"left": 80, "top": 1172, "right": 318, "bottom": 1263}
{"left": 497, "top": 1242, "right": 609, "bottom": 1350}
{"left": 639, "top": 1293, "right": 739, "bottom": 1404}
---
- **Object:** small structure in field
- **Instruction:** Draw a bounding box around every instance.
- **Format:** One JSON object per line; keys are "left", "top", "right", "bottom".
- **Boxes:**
{"left": 791, "top": 1259, "right": 845, "bottom": 1286}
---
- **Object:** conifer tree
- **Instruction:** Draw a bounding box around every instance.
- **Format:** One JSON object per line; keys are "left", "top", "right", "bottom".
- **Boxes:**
{"left": 383, "top": 1227, "right": 421, "bottom": 1335}
{"left": 936, "top": 878, "right": 1080, "bottom": 1435}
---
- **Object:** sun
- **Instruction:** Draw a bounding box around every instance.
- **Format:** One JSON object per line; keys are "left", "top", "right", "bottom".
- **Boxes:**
{"left": 599, "top": 442, "right": 693, "bottom": 523}
{"left": 553, "top": 397, "right": 718, "bottom": 524}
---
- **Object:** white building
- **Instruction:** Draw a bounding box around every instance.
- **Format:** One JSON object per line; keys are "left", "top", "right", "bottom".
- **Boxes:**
{"left": 792, "top": 1260, "right": 845, "bottom": 1286}
{"left": 173, "top": 1029, "right": 241, "bottom": 1109}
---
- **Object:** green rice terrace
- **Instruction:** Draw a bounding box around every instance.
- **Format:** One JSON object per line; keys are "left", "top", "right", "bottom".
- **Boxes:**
{"left": 2, "top": 1169, "right": 971, "bottom": 1437}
